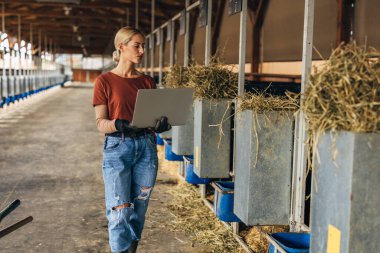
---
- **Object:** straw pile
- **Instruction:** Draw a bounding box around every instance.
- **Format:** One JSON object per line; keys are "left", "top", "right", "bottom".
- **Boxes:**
{"left": 239, "top": 91, "right": 300, "bottom": 113}
{"left": 187, "top": 60, "right": 238, "bottom": 100}
{"left": 240, "top": 226, "right": 288, "bottom": 253}
{"left": 163, "top": 65, "right": 190, "bottom": 88}
{"left": 167, "top": 183, "right": 242, "bottom": 253}
{"left": 303, "top": 42, "right": 380, "bottom": 134}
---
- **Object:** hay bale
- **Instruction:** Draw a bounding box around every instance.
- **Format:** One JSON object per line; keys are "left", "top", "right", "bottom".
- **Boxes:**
{"left": 303, "top": 42, "right": 380, "bottom": 134}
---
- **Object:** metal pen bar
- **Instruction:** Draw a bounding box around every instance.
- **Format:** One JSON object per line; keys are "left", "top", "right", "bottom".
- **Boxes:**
{"left": 204, "top": 0, "right": 212, "bottom": 66}
{"left": 0, "top": 199, "right": 20, "bottom": 222}
{"left": 238, "top": 0, "right": 247, "bottom": 96}
{"left": 169, "top": 20, "right": 174, "bottom": 67}
{"left": 150, "top": 35, "right": 154, "bottom": 76}
{"left": 184, "top": 0, "right": 190, "bottom": 67}
{"left": 187, "top": 1, "right": 200, "bottom": 11}
{"left": 290, "top": 0, "right": 315, "bottom": 232}
{"left": 150, "top": 0, "right": 155, "bottom": 77}
{"left": 158, "top": 28, "right": 163, "bottom": 86}
{"left": 172, "top": 12, "right": 181, "bottom": 21}
{"left": 0, "top": 216, "right": 33, "bottom": 239}
{"left": 135, "top": 0, "right": 139, "bottom": 29}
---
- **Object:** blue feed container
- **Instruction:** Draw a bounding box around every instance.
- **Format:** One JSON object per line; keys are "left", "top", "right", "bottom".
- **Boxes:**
{"left": 185, "top": 158, "right": 212, "bottom": 185}
{"left": 164, "top": 140, "right": 183, "bottom": 161}
{"left": 269, "top": 233, "right": 310, "bottom": 253}
{"left": 213, "top": 181, "right": 241, "bottom": 222}
{"left": 156, "top": 133, "right": 164, "bottom": 146}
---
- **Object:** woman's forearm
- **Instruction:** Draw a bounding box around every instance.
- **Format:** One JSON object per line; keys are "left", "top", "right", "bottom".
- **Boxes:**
{"left": 96, "top": 118, "right": 117, "bottom": 133}
{"left": 95, "top": 105, "right": 117, "bottom": 133}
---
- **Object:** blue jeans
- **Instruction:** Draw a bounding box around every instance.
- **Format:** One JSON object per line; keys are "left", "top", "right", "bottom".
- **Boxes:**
{"left": 102, "top": 133, "right": 158, "bottom": 252}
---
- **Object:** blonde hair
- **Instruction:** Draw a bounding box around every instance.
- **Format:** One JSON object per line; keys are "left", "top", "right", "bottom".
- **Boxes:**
{"left": 112, "top": 26, "right": 145, "bottom": 63}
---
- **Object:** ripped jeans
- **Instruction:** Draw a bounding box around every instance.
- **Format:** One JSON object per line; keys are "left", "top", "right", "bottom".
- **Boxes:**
{"left": 102, "top": 134, "right": 158, "bottom": 252}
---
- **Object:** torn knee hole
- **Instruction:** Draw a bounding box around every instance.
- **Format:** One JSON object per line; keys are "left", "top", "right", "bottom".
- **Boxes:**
{"left": 112, "top": 202, "right": 132, "bottom": 211}
{"left": 137, "top": 187, "right": 152, "bottom": 200}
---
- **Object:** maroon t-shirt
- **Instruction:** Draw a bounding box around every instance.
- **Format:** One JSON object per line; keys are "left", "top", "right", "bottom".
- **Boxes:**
{"left": 92, "top": 72, "right": 156, "bottom": 122}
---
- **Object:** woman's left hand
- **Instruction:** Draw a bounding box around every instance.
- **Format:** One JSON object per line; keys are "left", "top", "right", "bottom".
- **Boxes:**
{"left": 154, "top": 116, "right": 171, "bottom": 133}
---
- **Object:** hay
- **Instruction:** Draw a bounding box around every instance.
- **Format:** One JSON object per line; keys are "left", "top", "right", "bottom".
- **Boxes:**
{"left": 163, "top": 65, "right": 190, "bottom": 88}
{"left": 240, "top": 226, "right": 288, "bottom": 253}
{"left": 163, "top": 58, "right": 237, "bottom": 100}
{"left": 239, "top": 91, "right": 300, "bottom": 113}
{"left": 303, "top": 42, "right": 380, "bottom": 134}
{"left": 167, "top": 183, "right": 242, "bottom": 253}
{"left": 187, "top": 59, "right": 238, "bottom": 100}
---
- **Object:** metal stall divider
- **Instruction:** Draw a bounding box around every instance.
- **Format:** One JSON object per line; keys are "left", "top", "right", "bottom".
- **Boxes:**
{"left": 1, "top": 34, "right": 9, "bottom": 106}
{"left": 230, "top": 0, "right": 247, "bottom": 238}
{"left": 9, "top": 47, "right": 15, "bottom": 103}
{"left": 171, "top": 1, "right": 198, "bottom": 156}
{"left": 290, "top": 0, "right": 315, "bottom": 233}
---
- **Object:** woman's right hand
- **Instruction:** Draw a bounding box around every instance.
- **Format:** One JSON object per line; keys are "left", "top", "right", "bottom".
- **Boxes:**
{"left": 115, "top": 119, "right": 139, "bottom": 133}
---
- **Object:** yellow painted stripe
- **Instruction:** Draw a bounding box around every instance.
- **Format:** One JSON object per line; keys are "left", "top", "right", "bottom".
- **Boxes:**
{"left": 327, "top": 224, "right": 341, "bottom": 253}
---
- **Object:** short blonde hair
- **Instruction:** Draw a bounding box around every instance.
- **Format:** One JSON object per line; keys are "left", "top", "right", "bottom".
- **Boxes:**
{"left": 112, "top": 26, "right": 145, "bottom": 63}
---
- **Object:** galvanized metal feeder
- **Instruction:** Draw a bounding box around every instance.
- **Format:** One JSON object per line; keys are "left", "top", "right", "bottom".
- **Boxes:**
{"left": 234, "top": 110, "right": 294, "bottom": 225}
{"left": 193, "top": 98, "right": 232, "bottom": 179}
{"left": 172, "top": 106, "right": 194, "bottom": 155}
{"left": 310, "top": 131, "right": 380, "bottom": 253}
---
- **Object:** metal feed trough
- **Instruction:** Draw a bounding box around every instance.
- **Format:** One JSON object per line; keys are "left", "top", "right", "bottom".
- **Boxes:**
{"left": 234, "top": 110, "right": 294, "bottom": 225}
{"left": 172, "top": 106, "right": 194, "bottom": 155}
{"left": 193, "top": 98, "right": 232, "bottom": 179}
{"left": 310, "top": 131, "right": 380, "bottom": 253}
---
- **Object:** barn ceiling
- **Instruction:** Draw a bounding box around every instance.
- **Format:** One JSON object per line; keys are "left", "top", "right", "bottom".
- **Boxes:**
{"left": 2, "top": 0, "right": 185, "bottom": 55}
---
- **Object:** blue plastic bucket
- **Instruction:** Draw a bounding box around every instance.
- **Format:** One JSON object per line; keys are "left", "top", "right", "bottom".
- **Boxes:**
{"left": 213, "top": 181, "right": 240, "bottom": 222}
{"left": 269, "top": 232, "right": 310, "bottom": 253}
{"left": 164, "top": 140, "right": 183, "bottom": 161}
{"left": 185, "top": 159, "right": 212, "bottom": 184}
{"left": 156, "top": 133, "right": 165, "bottom": 145}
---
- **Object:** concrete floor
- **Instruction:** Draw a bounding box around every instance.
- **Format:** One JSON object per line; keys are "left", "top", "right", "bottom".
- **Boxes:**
{"left": 0, "top": 83, "right": 200, "bottom": 253}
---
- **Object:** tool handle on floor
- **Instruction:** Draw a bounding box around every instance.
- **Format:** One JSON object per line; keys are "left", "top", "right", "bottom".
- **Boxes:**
{"left": 0, "top": 199, "right": 21, "bottom": 222}
{"left": 0, "top": 216, "right": 33, "bottom": 239}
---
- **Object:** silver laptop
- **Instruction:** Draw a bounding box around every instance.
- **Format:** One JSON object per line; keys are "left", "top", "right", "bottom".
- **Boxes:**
{"left": 131, "top": 88, "right": 194, "bottom": 128}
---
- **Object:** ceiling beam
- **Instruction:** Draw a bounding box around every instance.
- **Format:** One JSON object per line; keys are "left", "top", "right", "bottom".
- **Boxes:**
{"left": 2, "top": 0, "right": 184, "bottom": 12}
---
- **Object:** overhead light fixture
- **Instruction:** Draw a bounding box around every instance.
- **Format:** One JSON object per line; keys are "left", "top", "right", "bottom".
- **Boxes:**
{"left": 64, "top": 6, "right": 72, "bottom": 16}
{"left": 72, "top": 25, "right": 78, "bottom": 32}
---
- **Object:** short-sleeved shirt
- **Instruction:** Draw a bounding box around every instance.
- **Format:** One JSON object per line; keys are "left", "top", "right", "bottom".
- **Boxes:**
{"left": 92, "top": 72, "right": 156, "bottom": 122}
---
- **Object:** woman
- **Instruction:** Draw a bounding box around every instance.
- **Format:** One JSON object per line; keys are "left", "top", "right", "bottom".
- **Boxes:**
{"left": 92, "top": 27, "right": 170, "bottom": 253}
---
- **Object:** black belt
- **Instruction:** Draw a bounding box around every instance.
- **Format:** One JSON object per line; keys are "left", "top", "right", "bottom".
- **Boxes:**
{"left": 106, "top": 129, "right": 148, "bottom": 138}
